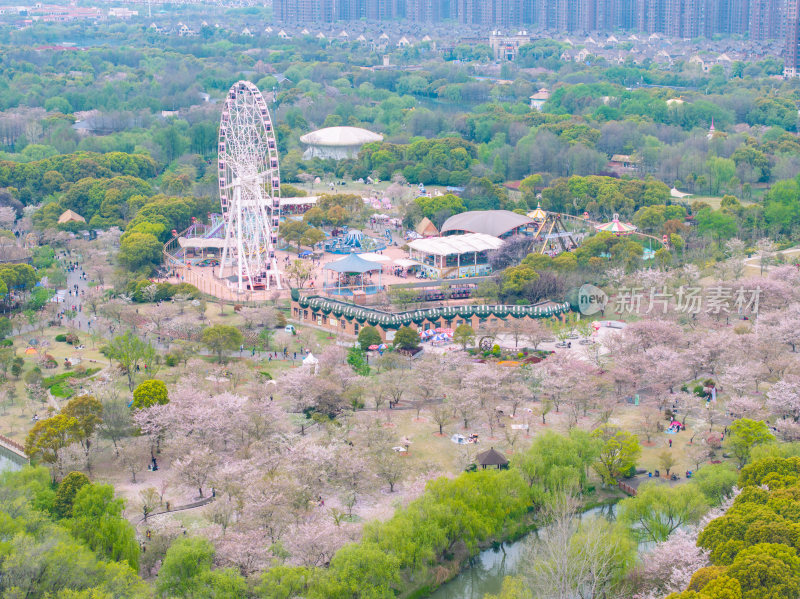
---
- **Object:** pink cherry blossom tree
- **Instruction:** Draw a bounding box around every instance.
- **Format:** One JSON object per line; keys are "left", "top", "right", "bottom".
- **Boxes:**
{"left": 631, "top": 528, "right": 710, "bottom": 599}
{"left": 767, "top": 375, "right": 800, "bottom": 422}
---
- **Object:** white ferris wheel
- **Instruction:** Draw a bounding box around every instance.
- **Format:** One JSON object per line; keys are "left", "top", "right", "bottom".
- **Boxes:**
{"left": 217, "top": 80, "right": 282, "bottom": 291}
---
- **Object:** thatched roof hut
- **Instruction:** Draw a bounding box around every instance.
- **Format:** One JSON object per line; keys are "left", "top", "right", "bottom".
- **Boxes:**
{"left": 58, "top": 209, "right": 86, "bottom": 224}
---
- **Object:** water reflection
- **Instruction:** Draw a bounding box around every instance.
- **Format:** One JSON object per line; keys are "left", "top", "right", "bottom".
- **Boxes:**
{"left": 426, "top": 504, "right": 619, "bottom": 599}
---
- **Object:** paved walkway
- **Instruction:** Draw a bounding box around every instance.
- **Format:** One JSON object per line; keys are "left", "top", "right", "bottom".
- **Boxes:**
{"left": 137, "top": 495, "right": 215, "bottom": 524}
{"left": 743, "top": 247, "right": 800, "bottom": 273}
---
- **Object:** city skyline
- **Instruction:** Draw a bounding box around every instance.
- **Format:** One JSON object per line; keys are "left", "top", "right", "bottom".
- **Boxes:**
{"left": 274, "top": 0, "right": 789, "bottom": 42}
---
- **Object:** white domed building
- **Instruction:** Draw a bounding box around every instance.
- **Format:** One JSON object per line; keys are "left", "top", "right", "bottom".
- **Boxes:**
{"left": 300, "top": 126, "right": 383, "bottom": 160}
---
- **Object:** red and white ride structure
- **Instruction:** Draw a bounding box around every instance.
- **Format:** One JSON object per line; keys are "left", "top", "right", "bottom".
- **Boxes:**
{"left": 217, "top": 80, "right": 282, "bottom": 291}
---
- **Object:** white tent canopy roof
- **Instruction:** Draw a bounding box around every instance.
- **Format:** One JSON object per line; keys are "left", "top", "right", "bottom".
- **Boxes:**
{"left": 357, "top": 252, "right": 391, "bottom": 262}
{"left": 394, "top": 258, "right": 421, "bottom": 267}
{"left": 408, "top": 233, "right": 504, "bottom": 256}
{"left": 441, "top": 210, "right": 533, "bottom": 238}
{"left": 280, "top": 196, "right": 318, "bottom": 206}
{"left": 300, "top": 126, "right": 383, "bottom": 147}
{"left": 303, "top": 353, "right": 319, "bottom": 365}
{"left": 178, "top": 237, "right": 225, "bottom": 249}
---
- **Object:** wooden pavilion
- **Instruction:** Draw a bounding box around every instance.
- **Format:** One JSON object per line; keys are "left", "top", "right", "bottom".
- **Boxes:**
{"left": 476, "top": 447, "right": 509, "bottom": 470}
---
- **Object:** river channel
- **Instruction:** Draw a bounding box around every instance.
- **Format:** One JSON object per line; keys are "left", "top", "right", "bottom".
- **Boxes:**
{"left": 426, "top": 503, "right": 619, "bottom": 599}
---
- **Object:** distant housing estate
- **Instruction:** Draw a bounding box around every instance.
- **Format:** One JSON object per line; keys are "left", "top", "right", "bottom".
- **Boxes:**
{"left": 273, "top": 0, "right": 789, "bottom": 43}
{"left": 0, "top": 3, "right": 138, "bottom": 21}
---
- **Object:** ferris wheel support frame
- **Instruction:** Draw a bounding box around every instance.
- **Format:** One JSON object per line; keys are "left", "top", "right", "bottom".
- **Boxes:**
{"left": 216, "top": 80, "right": 282, "bottom": 292}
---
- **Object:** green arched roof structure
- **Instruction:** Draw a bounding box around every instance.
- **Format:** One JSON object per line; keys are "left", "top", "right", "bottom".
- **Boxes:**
{"left": 291, "top": 289, "right": 569, "bottom": 330}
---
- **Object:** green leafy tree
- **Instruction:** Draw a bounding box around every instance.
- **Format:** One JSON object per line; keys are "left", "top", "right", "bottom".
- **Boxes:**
{"left": 54, "top": 471, "right": 90, "bottom": 518}
{"left": 485, "top": 576, "right": 532, "bottom": 599}
{"left": 70, "top": 483, "right": 140, "bottom": 569}
{"left": 280, "top": 220, "right": 310, "bottom": 252}
{"left": 389, "top": 287, "right": 418, "bottom": 310}
{"left": 157, "top": 536, "right": 214, "bottom": 597}
{"left": 393, "top": 326, "right": 419, "bottom": 351}
{"left": 591, "top": 425, "right": 641, "bottom": 485}
{"left": 692, "top": 464, "right": 739, "bottom": 506}
{"left": 619, "top": 482, "right": 708, "bottom": 543}
{"left": 299, "top": 226, "right": 325, "bottom": 249}
{"left": 695, "top": 208, "right": 738, "bottom": 241}
{"left": 132, "top": 379, "right": 169, "bottom": 410}
{"left": 201, "top": 324, "right": 244, "bottom": 362}
{"left": 414, "top": 193, "right": 467, "bottom": 219}
{"left": 104, "top": 331, "right": 156, "bottom": 391}
{"left": 320, "top": 543, "right": 402, "bottom": 599}
{"left": 155, "top": 124, "right": 187, "bottom": 164}
{"left": 157, "top": 536, "right": 247, "bottom": 599}
{"left": 357, "top": 325, "right": 382, "bottom": 350}
{"left": 25, "top": 413, "right": 79, "bottom": 478}
{"left": 502, "top": 265, "right": 539, "bottom": 296}
{"left": 515, "top": 429, "right": 600, "bottom": 493}
{"left": 347, "top": 346, "right": 371, "bottom": 376}
{"left": 727, "top": 543, "right": 800, "bottom": 599}
{"left": 453, "top": 324, "right": 475, "bottom": 350}
{"left": 285, "top": 259, "right": 314, "bottom": 289}
{"left": 726, "top": 419, "right": 775, "bottom": 467}
{"left": 117, "top": 231, "right": 163, "bottom": 272}
{"left": 0, "top": 467, "right": 149, "bottom": 598}
{"left": 255, "top": 566, "right": 313, "bottom": 599}
{"left": 61, "top": 395, "right": 103, "bottom": 462}
{"left": 519, "top": 174, "right": 543, "bottom": 206}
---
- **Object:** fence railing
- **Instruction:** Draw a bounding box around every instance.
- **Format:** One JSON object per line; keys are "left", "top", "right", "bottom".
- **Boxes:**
{"left": 0, "top": 433, "right": 29, "bottom": 468}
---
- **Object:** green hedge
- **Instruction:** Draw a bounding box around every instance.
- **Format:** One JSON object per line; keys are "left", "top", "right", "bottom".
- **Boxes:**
{"left": 42, "top": 367, "right": 100, "bottom": 390}
{"left": 50, "top": 382, "right": 75, "bottom": 398}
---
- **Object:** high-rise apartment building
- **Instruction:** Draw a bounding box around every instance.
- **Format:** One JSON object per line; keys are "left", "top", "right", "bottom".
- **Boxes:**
{"left": 751, "top": 0, "right": 784, "bottom": 40}
{"left": 785, "top": 0, "right": 800, "bottom": 76}
{"left": 273, "top": 0, "right": 788, "bottom": 45}
{"left": 274, "top": 0, "right": 334, "bottom": 22}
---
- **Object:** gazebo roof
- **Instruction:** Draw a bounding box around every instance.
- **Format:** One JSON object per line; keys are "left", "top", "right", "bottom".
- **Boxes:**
{"left": 58, "top": 209, "right": 86, "bottom": 224}
{"left": 476, "top": 447, "right": 509, "bottom": 467}
{"left": 323, "top": 253, "right": 382, "bottom": 274}
{"left": 415, "top": 217, "right": 438, "bottom": 236}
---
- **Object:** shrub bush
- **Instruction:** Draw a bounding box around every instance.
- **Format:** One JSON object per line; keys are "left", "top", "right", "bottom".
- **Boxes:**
{"left": 50, "top": 382, "right": 74, "bottom": 398}
{"left": 41, "top": 368, "right": 100, "bottom": 389}
{"left": 126, "top": 279, "right": 200, "bottom": 302}
{"left": 55, "top": 334, "right": 67, "bottom": 342}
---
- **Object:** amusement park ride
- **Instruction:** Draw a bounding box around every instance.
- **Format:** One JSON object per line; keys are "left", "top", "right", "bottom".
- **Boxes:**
{"left": 216, "top": 81, "right": 282, "bottom": 291}
{"left": 165, "top": 81, "right": 657, "bottom": 297}
{"left": 527, "top": 203, "right": 583, "bottom": 254}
